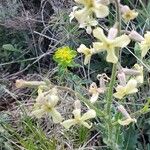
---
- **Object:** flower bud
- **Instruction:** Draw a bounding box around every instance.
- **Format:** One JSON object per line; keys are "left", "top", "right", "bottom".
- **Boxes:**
{"left": 117, "top": 105, "right": 137, "bottom": 125}
{"left": 122, "top": 68, "right": 141, "bottom": 76}
{"left": 117, "top": 72, "right": 126, "bottom": 86}
{"left": 129, "top": 30, "right": 144, "bottom": 42}
{"left": 74, "top": 100, "right": 81, "bottom": 110}
{"left": 108, "top": 27, "right": 118, "bottom": 40}
{"left": 117, "top": 105, "right": 131, "bottom": 119}
{"left": 15, "top": 79, "right": 46, "bottom": 88}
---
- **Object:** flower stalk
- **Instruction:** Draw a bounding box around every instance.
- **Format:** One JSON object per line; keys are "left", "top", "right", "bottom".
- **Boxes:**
{"left": 105, "top": 0, "right": 122, "bottom": 144}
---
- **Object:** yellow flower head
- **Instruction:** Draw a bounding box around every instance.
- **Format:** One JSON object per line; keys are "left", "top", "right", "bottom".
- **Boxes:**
{"left": 139, "top": 31, "right": 150, "bottom": 58}
{"left": 62, "top": 100, "right": 96, "bottom": 129}
{"left": 113, "top": 79, "right": 138, "bottom": 99}
{"left": 93, "top": 27, "right": 130, "bottom": 63}
{"left": 120, "top": 5, "right": 138, "bottom": 22}
{"left": 53, "top": 46, "right": 77, "bottom": 67}
{"left": 31, "top": 88, "right": 63, "bottom": 123}
{"left": 77, "top": 44, "right": 97, "bottom": 65}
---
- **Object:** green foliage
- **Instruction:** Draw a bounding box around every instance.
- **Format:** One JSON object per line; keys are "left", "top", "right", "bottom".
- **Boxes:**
{"left": 2, "top": 116, "right": 57, "bottom": 150}
{"left": 2, "top": 44, "right": 20, "bottom": 52}
{"left": 0, "top": 113, "right": 14, "bottom": 150}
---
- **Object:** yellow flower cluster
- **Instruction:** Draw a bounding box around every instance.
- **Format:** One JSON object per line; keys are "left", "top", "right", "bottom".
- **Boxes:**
{"left": 53, "top": 46, "right": 77, "bottom": 67}
{"left": 31, "top": 88, "right": 63, "bottom": 123}
{"left": 16, "top": 80, "right": 96, "bottom": 129}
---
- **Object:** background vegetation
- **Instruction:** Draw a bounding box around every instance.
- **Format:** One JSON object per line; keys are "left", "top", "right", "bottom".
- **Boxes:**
{"left": 0, "top": 0, "right": 150, "bottom": 149}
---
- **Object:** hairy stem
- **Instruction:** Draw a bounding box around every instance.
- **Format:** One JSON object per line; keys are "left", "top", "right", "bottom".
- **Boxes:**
{"left": 106, "top": 0, "right": 121, "bottom": 144}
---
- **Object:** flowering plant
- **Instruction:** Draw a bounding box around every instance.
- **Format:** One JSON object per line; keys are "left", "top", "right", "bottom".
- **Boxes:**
{"left": 53, "top": 46, "right": 77, "bottom": 68}
{"left": 15, "top": 0, "right": 150, "bottom": 149}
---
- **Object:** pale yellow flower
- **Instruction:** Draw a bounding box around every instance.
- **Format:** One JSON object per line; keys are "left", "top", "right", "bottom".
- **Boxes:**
{"left": 93, "top": 27, "right": 130, "bottom": 63}
{"left": 133, "top": 64, "right": 144, "bottom": 84}
{"left": 89, "top": 82, "right": 105, "bottom": 103}
{"left": 69, "top": 6, "right": 78, "bottom": 22}
{"left": 118, "top": 118, "right": 137, "bottom": 126}
{"left": 62, "top": 109, "right": 96, "bottom": 129}
{"left": 74, "top": 0, "right": 109, "bottom": 19}
{"left": 62, "top": 101, "right": 96, "bottom": 129}
{"left": 120, "top": 5, "right": 138, "bottom": 22}
{"left": 79, "top": 16, "right": 98, "bottom": 34}
{"left": 113, "top": 79, "right": 138, "bottom": 99}
{"left": 31, "top": 89, "right": 63, "bottom": 123}
{"left": 70, "top": 0, "right": 109, "bottom": 32}
{"left": 139, "top": 31, "right": 150, "bottom": 58}
{"left": 77, "top": 44, "right": 97, "bottom": 65}
{"left": 117, "top": 105, "right": 137, "bottom": 126}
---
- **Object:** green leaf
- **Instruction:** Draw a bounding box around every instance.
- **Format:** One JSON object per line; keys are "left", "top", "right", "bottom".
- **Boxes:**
{"left": 2, "top": 44, "right": 19, "bottom": 52}
{"left": 123, "top": 126, "right": 138, "bottom": 150}
{"left": 134, "top": 43, "right": 141, "bottom": 59}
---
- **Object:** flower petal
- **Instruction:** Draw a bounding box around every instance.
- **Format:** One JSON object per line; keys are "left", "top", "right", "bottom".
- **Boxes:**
{"left": 118, "top": 118, "right": 137, "bottom": 126}
{"left": 140, "top": 43, "right": 150, "bottom": 58}
{"left": 50, "top": 108, "right": 63, "bottom": 123}
{"left": 90, "top": 93, "right": 99, "bottom": 103}
{"left": 69, "top": 6, "right": 78, "bottom": 22}
{"left": 47, "top": 95, "right": 59, "bottom": 107}
{"left": 62, "top": 119, "right": 76, "bottom": 129}
{"left": 93, "top": 42, "right": 105, "bottom": 51}
{"left": 98, "top": 0, "right": 110, "bottom": 5}
{"left": 113, "top": 35, "right": 130, "bottom": 48}
{"left": 81, "top": 109, "right": 96, "bottom": 121}
{"left": 84, "top": 54, "right": 92, "bottom": 65}
{"left": 74, "top": 8, "right": 89, "bottom": 24}
{"left": 73, "top": 109, "right": 81, "bottom": 119}
{"left": 106, "top": 48, "right": 118, "bottom": 63}
{"left": 134, "top": 64, "right": 143, "bottom": 84}
{"left": 74, "top": 0, "right": 87, "bottom": 5}
{"left": 113, "top": 86, "right": 126, "bottom": 99}
{"left": 31, "top": 109, "right": 45, "bottom": 118}
{"left": 126, "top": 79, "right": 138, "bottom": 94}
{"left": 81, "top": 121, "right": 92, "bottom": 129}
{"left": 77, "top": 44, "right": 89, "bottom": 55}
{"left": 93, "top": 27, "right": 107, "bottom": 43}
{"left": 86, "top": 26, "right": 92, "bottom": 34}
{"left": 77, "top": 44, "right": 94, "bottom": 65}
{"left": 93, "top": 3, "right": 109, "bottom": 18}
{"left": 108, "top": 27, "right": 118, "bottom": 40}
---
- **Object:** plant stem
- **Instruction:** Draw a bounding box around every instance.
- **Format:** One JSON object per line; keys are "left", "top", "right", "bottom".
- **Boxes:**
{"left": 106, "top": 0, "right": 121, "bottom": 119}
{"left": 106, "top": 0, "right": 121, "bottom": 145}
